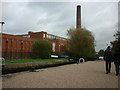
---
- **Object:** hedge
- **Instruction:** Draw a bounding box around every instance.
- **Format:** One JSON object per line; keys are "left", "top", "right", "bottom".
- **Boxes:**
{"left": 2, "top": 60, "right": 75, "bottom": 74}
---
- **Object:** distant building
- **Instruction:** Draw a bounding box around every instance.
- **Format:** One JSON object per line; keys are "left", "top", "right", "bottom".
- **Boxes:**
{"left": 1, "top": 31, "right": 68, "bottom": 59}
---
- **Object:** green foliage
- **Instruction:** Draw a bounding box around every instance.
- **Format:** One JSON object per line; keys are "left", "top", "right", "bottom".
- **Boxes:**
{"left": 111, "top": 31, "right": 120, "bottom": 52}
{"left": 98, "top": 49, "right": 104, "bottom": 56}
{"left": 4, "top": 59, "right": 64, "bottom": 64}
{"left": 32, "top": 40, "right": 51, "bottom": 59}
{"left": 67, "top": 27, "right": 95, "bottom": 58}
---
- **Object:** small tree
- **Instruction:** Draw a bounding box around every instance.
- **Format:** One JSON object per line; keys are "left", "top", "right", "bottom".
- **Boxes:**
{"left": 98, "top": 49, "right": 104, "bottom": 56}
{"left": 32, "top": 40, "right": 51, "bottom": 59}
{"left": 67, "top": 27, "right": 95, "bottom": 58}
{"left": 111, "top": 31, "right": 120, "bottom": 52}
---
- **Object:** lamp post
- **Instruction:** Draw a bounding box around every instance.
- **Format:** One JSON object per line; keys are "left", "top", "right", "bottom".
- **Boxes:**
{"left": 6, "top": 39, "right": 8, "bottom": 59}
{"left": 0, "top": 22, "right": 5, "bottom": 33}
{"left": 0, "top": 22, "right": 5, "bottom": 25}
{"left": 21, "top": 41, "right": 23, "bottom": 59}
{"left": 0, "top": 21, "right": 5, "bottom": 64}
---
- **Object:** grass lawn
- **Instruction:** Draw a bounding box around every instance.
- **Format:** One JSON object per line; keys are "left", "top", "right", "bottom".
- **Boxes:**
{"left": 2, "top": 59, "right": 67, "bottom": 64}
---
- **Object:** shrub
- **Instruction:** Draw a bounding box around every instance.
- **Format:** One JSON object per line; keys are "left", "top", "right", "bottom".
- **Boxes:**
{"left": 32, "top": 40, "right": 51, "bottom": 59}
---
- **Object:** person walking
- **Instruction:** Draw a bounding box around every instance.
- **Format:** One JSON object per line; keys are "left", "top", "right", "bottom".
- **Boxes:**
{"left": 104, "top": 46, "right": 112, "bottom": 74}
{"left": 113, "top": 51, "right": 120, "bottom": 76}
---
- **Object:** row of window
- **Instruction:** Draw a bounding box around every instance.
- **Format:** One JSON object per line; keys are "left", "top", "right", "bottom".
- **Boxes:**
{"left": 3, "top": 38, "right": 34, "bottom": 44}
{"left": 2, "top": 38, "right": 34, "bottom": 50}
{"left": 46, "top": 34, "right": 66, "bottom": 40}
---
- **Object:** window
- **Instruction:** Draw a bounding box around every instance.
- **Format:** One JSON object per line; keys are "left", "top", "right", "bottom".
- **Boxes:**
{"left": 43, "top": 34, "right": 45, "bottom": 38}
{"left": 52, "top": 43, "right": 56, "bottom": 52}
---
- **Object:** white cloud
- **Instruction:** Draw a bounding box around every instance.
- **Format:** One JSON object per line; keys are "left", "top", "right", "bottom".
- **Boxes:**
{"left": 2, "top": 2, "right": 118, "bottom": 52}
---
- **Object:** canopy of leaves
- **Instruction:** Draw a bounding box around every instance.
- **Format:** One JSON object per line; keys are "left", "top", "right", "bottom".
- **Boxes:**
{"left": 32, "top": 40, "right": 51, "bottom": 59}
{"left": 67, "top": 28, "right": 95, "bottom": 58}
{"left": 111, "top": 31, "right": 120, "bottom": 52}
{"left": 98, "top": 49, "right": 104, "bottom": 56}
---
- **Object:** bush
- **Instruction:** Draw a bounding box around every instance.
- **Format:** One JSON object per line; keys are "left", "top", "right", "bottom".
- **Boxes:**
{"left": 67, "top": 27, "right": 96, "bottom": 58}
{"left": 32, "top": 40, "right": 51, "bottom": 59}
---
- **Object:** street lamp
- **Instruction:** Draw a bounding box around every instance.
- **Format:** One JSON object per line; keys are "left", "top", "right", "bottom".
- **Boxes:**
{"left": 0, "top": 22, "right": 5, "bottom": 25}
{"left": 0, "top": 21, "right": 5, "bottom": 64}
{"left": 21, "top": 41, "right": 23, "bottom": 59}
{"left": 0, "top": 21, "right": 5, "bottom": 33}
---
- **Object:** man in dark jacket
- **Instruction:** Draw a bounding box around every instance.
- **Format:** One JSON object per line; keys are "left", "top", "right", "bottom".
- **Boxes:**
{"left": 104, "top": 46, "right": 112, "bottom": 74}
{"left": 113, "top": 51, "right": 120, "bottom": 76}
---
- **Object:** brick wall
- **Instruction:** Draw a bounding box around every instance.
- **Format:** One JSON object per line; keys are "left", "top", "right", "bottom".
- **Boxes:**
{"left": 28, "top": 31, "right": 47, "bottom": 39}
{"left": 2, "top": 32, "right": 68, "bottom": 59}
{"left": 2, "top": 33, "right": 35, "bottom": 59}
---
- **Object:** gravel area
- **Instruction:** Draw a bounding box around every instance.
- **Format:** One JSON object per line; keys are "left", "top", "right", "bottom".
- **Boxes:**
{"left": 2, "top": 60, "right": 119, "bottom": 88}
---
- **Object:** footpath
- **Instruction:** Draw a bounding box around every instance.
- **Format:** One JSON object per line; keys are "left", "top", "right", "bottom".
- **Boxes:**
{"left": 2, "top": 60, "right": 119, "bottom": 88}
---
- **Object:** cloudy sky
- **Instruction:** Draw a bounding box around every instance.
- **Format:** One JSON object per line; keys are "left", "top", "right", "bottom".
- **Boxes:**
{"left": 1, "top": 0, "right": 119, "bottom": 52}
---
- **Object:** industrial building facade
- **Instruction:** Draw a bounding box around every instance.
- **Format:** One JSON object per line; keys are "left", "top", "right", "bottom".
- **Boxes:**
{"left": 1, "top": 5, "right": 81, "bottom": 59}
{"left": 1, "top": 31, "right": 68, "bottom": 59}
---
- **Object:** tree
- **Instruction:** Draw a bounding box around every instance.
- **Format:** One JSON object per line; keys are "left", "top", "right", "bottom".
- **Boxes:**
{"left": 111, "top": 30, "right": 120, "bottom": 52}
{"left": 67, "top": 27, "right": 95, "bottom": 58}
{"left": 32, "top": 40, "right": 51, "bottom": 59}
{"left": 98, "top": 49, "right": 104, "bottom": 56}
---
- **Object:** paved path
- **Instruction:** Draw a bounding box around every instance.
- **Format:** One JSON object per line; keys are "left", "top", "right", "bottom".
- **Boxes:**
{"left": 2, "top": 61, "right": 119, "bottom": 88}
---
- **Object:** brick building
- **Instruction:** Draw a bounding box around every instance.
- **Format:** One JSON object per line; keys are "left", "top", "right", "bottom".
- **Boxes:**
{"left": 1, "top": 5, "right": 81, "bottom": 59}
{"left": 1, "top": 31, "right": 68, "bottom": 59}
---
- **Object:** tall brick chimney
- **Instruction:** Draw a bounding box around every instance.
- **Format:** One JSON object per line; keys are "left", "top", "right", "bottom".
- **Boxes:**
{"left": 76, "top": 5, "right": 81, "bottom": 28}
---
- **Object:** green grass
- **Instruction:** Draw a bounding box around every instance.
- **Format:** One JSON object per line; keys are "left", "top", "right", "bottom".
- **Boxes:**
{"left": 2, "top": 59, "right": 67, "bottom": 64}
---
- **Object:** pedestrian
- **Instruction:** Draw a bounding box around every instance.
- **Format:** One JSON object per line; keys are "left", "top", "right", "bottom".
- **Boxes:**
{"left": 104, "top": 46, "right": 112, "bottom": 74}
{"left": 113, "top": 50, "right": 120, "bottom": 76}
